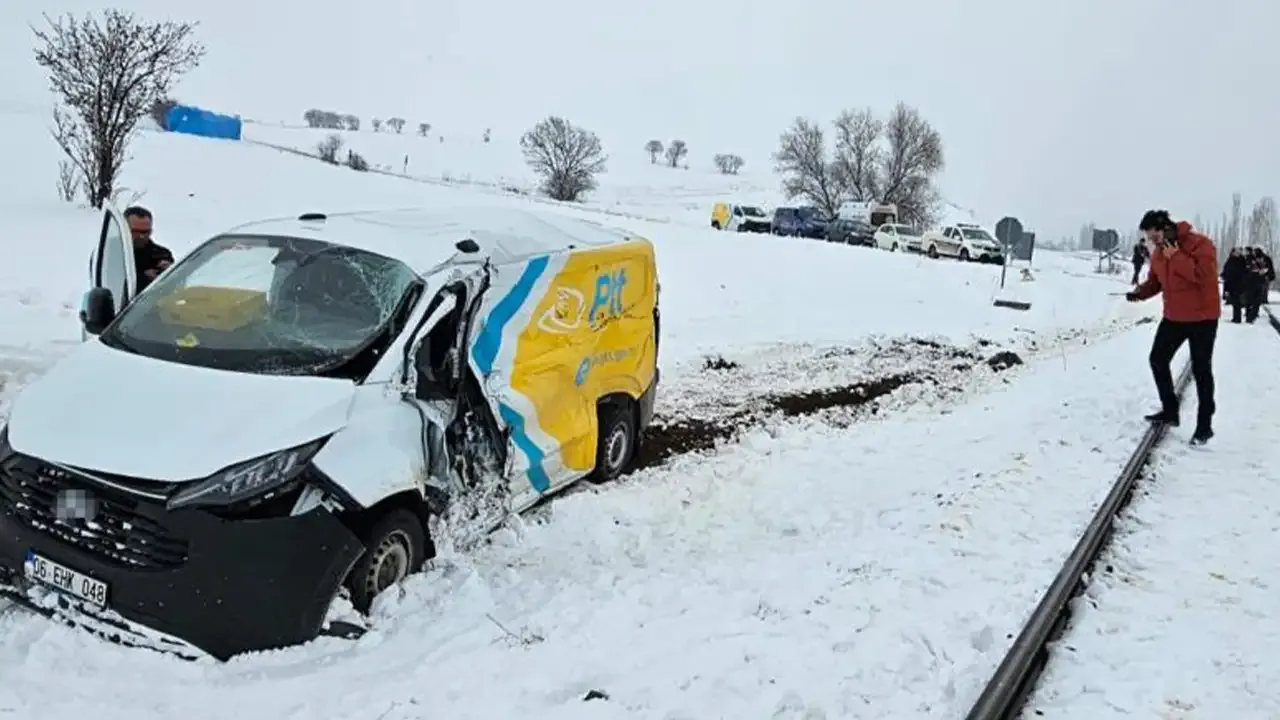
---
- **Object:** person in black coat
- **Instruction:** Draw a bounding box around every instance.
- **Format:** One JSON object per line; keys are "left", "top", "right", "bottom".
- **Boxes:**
{"left": 1130, "top": 240, "right": 1149, "bottom": 285}
{"left": 1243, "top": 247, "right": 1272, "bottom": 323}
{"left": 1221, "top": 247, "right": 1247, "bottom": 323}
{"left": 1260, "top": 249, "right": 1275, "bottom": 305}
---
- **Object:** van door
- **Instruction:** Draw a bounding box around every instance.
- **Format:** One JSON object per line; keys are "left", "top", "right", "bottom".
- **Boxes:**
{"left": 404, "top": 270, "right": 516, "bottom": 511}
{"left": 82, "top": 205, "right": 137, "bottom": 337}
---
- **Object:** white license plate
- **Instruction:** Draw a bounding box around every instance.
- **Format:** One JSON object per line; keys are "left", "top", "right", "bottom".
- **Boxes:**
{"left": 24, "top": 551, "right": 109, "bottom": 607}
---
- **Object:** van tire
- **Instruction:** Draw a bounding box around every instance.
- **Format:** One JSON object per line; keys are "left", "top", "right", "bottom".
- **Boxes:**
{"left": 959, "top": 248, "right": 971, "bottom": 262}
{"left": 588, "top": 401, "right": 637, "bottom": 484}
{"left": 345, "top": 509, "right": 427, "bottom": 614}
{"left": 711, "top": 220, "right": 721, "bottom": 229}
{"left": 927, "top": 245, "right": 939, "bottom": 258}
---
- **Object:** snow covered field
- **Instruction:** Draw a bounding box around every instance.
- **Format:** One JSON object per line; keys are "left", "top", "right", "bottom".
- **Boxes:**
{"left": 1028, "top": 322, "right": 1280, "bottom": 720}
{"left": 242, "top": 122, "right": 782, "bottom": 226}
{"left": 0, "top": 101, "right": 1265, "bottom": 719}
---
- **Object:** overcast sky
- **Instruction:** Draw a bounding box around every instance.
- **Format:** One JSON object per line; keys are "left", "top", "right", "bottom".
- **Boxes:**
{"left": 4, "top": 0, "right": 1276, "bottom": 239}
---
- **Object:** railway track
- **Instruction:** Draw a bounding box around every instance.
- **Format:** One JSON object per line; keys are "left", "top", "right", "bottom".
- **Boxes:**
{"left": 962, "top": 359, "right": 1194, "bottom": 720}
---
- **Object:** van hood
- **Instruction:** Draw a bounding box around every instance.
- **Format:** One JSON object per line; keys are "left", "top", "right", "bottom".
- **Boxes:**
{"left": 6, "top": 338, "right": 357, "bottom": 481}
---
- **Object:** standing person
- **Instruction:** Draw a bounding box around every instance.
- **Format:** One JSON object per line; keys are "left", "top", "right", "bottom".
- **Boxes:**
{"left": 1259, "top": 247, "right": 1275, "bottom": 305}
{"left": 1242, "top": 247, "right": 1270, "bottom": 323}
{"left": 124, "top": 206, "right": 174, "bottom": 293}
{"left": 1221, "top": 247, "right": 1247, "bottom": 323}
{"left": 1126, "top": 210, "right": 1220, "bottom": 444}
{"left": 1131, "top": 239, "right": 1149, "bottom": 285}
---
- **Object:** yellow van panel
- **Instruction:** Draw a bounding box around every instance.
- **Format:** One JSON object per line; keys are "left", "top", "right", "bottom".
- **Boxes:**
{"left": 712, "top": 203, "right": 729, "bottom": 228}
{"left": 509, "top": 240, "right": 658, "bottom": 474}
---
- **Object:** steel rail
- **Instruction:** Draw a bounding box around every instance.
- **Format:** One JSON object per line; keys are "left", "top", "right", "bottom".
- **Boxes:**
{"left": 963, "top": 359, "right": 1193, "bottom": 720}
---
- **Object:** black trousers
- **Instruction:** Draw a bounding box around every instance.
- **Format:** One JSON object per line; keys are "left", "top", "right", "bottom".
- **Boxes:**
{"left": 1131, "top": 262, "right": 1143, "bottom": 285}
{"left": 1149, "top": 318, "right": 1218, "bottom": 426}
{"left": 1244, "top": 283, "right": 1264, "bottom": 322}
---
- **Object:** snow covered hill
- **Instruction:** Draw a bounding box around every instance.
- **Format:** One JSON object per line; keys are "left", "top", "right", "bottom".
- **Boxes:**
{"left": 241, "top": 122, "right": 782, "bottom": 226}
{"left": 0, "top": 106, "right": 1172, "bottom": 719}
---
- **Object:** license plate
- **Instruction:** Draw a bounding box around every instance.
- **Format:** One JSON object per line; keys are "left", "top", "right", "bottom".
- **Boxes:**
{"left": 24, "top": 551, "right": 109, "bottom": 607}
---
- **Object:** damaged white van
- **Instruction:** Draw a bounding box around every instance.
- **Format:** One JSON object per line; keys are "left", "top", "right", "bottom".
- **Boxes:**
{"left": 0, "top": 205, "right": 660, "bottom": 659}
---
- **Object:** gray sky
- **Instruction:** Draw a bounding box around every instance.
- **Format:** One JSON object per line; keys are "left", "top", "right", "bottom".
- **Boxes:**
{"left": 4, "top": 0, "right": 1277, "bottom": 240}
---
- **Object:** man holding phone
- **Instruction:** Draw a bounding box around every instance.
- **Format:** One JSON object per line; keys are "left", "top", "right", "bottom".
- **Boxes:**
{"left": 1126, "top": 209, "right": 1220, "bottom": 445}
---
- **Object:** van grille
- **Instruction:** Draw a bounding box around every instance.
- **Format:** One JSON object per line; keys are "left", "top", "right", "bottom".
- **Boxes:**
{"left": 0, "top": 456, "right": 189, "bottom": 570}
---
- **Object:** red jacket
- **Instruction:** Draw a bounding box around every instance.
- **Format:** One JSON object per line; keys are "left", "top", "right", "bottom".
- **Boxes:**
{"left": 1132, "top": 221, "right": 1221, "bottom": 322}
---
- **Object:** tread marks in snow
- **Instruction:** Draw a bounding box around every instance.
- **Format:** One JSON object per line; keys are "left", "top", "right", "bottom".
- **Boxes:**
{"left": 630, "top": 338, "right": 1022, "bottom": 472}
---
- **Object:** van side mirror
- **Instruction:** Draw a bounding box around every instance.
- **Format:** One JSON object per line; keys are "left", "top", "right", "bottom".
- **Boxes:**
{"left": 80, "top": 288, "right": 116, "bottom": 335}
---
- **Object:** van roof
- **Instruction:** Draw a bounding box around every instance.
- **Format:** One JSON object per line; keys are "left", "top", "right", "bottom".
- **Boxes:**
{"left": 226, "top": 206, "right": 636, "bottom": 273}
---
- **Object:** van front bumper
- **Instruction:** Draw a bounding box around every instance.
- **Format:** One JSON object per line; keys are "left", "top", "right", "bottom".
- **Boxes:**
{"left": 0, "top": 455, "right": 363, "bottom": 660}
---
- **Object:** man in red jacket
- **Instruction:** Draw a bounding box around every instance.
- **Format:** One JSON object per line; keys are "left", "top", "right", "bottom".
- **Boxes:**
{"left": 1126, "top": 210, "right": 1220, "bottom": 444}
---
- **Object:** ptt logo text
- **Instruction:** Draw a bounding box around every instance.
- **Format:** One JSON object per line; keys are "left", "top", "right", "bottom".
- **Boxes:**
{"left": 588, "top": 269, "right": 627, "bottom": 327}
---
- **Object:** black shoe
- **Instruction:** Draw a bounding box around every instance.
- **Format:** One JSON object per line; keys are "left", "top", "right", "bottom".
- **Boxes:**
{"left": 1144, "top": 410, "right": 1179, "bottom": 426}
{"left": 1191, "top": 427, "right": 1214, "bottom": 445}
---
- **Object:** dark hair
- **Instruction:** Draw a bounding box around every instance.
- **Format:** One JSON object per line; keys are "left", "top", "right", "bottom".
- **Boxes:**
{"left": 123, "top": 205, "right": 152, "bottom": 220}
{"left": 1138, "top": 209, "right": 1174, "bottom": 231}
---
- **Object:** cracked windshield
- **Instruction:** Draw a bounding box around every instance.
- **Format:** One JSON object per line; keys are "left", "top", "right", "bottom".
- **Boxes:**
{"left": 102, "top": 234, "right": 418, "bottom": 375}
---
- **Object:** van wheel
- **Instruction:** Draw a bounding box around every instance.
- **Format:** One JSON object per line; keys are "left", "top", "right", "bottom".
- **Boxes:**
{"left": 345, "top": 509, "right": 426, "bottom": 614}
{"left": 927, "top": 245, "right": 939, "bottom": 258}
{"left": 891, "top": 242, "right": 898, "bottom": 251}
{"left": 711, "top": 220, "right": 721, "bottom": 229}
{"left": 588, "top": 401, "right": 637, "bottom": 484}
{"left": 959, "top": 248, "right": 971, "bottom": 262}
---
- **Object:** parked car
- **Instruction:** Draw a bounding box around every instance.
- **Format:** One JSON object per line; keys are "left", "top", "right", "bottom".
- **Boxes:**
{"left": 826, "top": 218, "right": 876, "bottom": 246}
{"left": 920, "top": 222, "right": 1005, "bottom": 263}
{"left": 0, "top": 205, "right": 661, "bottom": 660}
{"left": 710, "top": 202, "right": 772, "bottom": 233}
{"left": 772, "top": 207, "right": 828, "bottom": 238}
{"left": 873, "top": 223, "right": 923, "bottom": 252}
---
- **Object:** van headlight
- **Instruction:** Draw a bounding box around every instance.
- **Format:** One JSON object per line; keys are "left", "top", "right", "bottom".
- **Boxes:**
{"left": 166, "top": 438, "right": 326, "bottom": 511}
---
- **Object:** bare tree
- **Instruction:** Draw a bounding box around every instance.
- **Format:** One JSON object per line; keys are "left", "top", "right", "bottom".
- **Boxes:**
{"left": 386, "top": 117, "right": 406, "bottom": 133}
{"left": 520, "top": 116, "right": 607, "bottom": 202}
{"left": 773, "top": 117, "right": 844, "bottom": 219}
{"left": 149, "top": 97, "right": 178, "bottom": 130}
{"left": 371, "top": 118, "right": 383, "bottom": 132}
{"left": 1248, "top": 196, "right": 1277, "bottom": 255}
{"left": 1227, "top": 191, "right": 1243, "bottom": 250}
{"left": 317, "top": 134, "right": 343, "bottom": 164}
{"left": 343, "top": 114, "right": 360, "bottom": 131}
{"left": 664, "top": 139, "right": 688, "bottom": 168}
{"left": 644, "top": 139, "right": 663, "bottom": 163}
{"left": 56, "top": 159, "right": 79, "bottom": 202}
{"left": 417, "top": 122, "right": 431, "bottom": 137}
{"left": 713, "top": 153, "right": 745, "bottom": 175}
{"left": 877, "top": 103, "right": 944, "bottom": 227}
{"left": 33, "top": 10, "right": 205, "bottom": 208}
{"left": 831, "top": 108, "right": 883, "bottom": 201}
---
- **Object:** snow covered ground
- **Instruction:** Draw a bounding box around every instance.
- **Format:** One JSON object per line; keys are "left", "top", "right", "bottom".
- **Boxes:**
{"left": 241, "top": 122, "right": 782, "bottom": 226}
{"left": 0, "top": 103, "right": 1232, "bottom": 720}
{"left": 1028, "top": 321, "right": 1280, "bottom": 720}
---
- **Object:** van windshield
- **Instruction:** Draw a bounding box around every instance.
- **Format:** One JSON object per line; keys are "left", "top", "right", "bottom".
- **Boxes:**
{"left": 101, "top": 234, "right": 419, "bottom": 375}
{"left": 961, "top": 228, "right": 995, "bottom": 241}
{"left": 741, "top": 206, "right": 766, "bottom": 217}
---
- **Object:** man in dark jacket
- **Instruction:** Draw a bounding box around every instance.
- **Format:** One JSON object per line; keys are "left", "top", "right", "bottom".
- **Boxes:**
{"left": 124, "top": 206, "right": 174, "bottom": 293}
{"left": 1126, "top": 210, "right": 1220, "bottom": 444}
{"left": 1221, "top": 247, "right": 1246, "bottom": 323}
{"left": 1131, "top": 240, "right": 1149, "bottom": 285}
{"left": 1259, "top": 248, "right": 1275, "bottom": 305}
{"left": 1242, "top": 247, "right": 1273, "bottom": 323}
